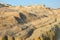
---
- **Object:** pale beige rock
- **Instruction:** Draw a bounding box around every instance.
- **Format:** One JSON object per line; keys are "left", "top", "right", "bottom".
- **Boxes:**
{"left": 0, "top": 3, "right": 60, "bottom": 40}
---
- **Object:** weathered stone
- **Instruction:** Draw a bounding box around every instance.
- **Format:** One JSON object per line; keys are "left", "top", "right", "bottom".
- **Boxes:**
{"left": 0, "top": 3, "right": 60, "bottom": 40}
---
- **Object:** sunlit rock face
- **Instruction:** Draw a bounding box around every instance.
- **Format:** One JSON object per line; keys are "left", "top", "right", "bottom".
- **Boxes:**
{"left": 0, "top": 3, "right": 60, "bottom": 40}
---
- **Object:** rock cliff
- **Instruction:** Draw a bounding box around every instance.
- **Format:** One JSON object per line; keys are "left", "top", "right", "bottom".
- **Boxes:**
{"left": 0, "top": 3, "right": 60, "bottom": 40}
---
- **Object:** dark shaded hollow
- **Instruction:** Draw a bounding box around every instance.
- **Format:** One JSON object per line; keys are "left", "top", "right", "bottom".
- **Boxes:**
{"left": 43, "top": 15, "right": 48, "bottom": 17}
{"left": 14, "top": 12, "right": 27, "bottom": 24}
{"left": 29, "top": 13, "right": 37, "bottom": 17}
{"left": 42, "top": 34, "right": 50, "bottom": 40}
{"left": 28, "top": 29, "right": 34, "bottom": 37}
{"left": 53, "top": 25, "right": 60, "bottom": 40}
{"left": 2, "top": 36, "right": 15, "bottom": 40}
{"left": 41, "top": 15, "right": 48, "bottom": 18}
{"left": 2, "top": 36, "right": 8, "bottom": 40}
{"left": 25, "top": 29, "right": 34, "bottom": 39}
{"left": 19, "top": 13, "right": 27, "bottom": 23}
{"left": 14, "top": 16, "right": 24, "bottom": 24}
{"left": 12, "top": 37, "right": 15, "bottom": 40}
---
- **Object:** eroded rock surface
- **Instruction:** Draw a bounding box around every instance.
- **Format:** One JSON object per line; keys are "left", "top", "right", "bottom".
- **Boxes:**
{"left": 0, "top": 3, "right": 60, "bottom": 40}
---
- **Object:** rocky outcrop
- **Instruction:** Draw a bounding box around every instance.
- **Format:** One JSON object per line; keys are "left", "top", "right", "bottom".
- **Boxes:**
{"left": 0, "top": 3, "right": 60, "bottom": 40}
{"left": 0, "top": 3, "right": 11, "bottom": 7}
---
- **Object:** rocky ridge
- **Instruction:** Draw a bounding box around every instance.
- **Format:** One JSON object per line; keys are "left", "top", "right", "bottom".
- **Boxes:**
{"left": 0, "top": 3, "right": 60, "bottom": 40}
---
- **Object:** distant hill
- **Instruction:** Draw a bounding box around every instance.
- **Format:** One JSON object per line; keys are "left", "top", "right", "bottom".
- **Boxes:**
{"left": 0, "top": 3, "right": 11, "bottom": 7}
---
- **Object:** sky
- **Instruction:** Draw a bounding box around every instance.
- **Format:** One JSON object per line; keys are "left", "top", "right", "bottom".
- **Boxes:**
{"left": 0, "top": 0, "right": 60, "bottom": 9}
